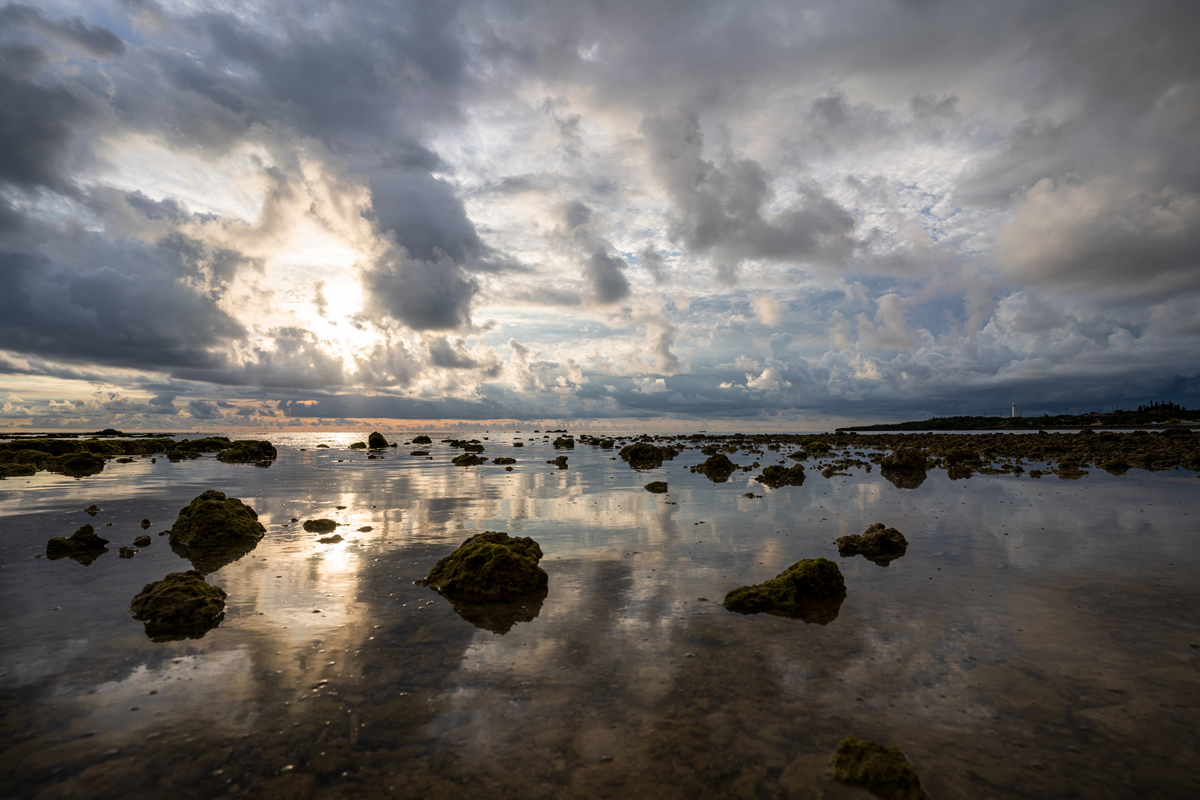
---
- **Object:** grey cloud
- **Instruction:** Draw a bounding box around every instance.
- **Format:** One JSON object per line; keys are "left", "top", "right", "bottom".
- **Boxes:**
{"left": 0, "top": 4, "right": 125, "bottom": 57}
{"left": 637, "top": 246, "right": 669, "bottom": 285}
{"left": 584, "top": 250, "right": 631, "bottom": 304}
{"left": 0, "top": 62, "right": 97, "bottom": 193}
{"left": 187, "top": 399, "right": 220, "bottom": 418}
{"left": 427, "top": 337, "right": 477, "bottom": 369}
{"left": 363, "top": 247, "right": 478, "bottom": 331}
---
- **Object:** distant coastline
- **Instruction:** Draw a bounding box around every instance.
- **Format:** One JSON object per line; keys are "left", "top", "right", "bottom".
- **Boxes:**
{"left": 840, "top": 406, "right": 1198, "bottom": 432}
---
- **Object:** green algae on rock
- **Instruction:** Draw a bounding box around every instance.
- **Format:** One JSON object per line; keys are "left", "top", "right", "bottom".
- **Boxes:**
{"left": 755, "top": 463, "right": 807, "bottom": 488}
{"left": 836, "top": 523, "right": 908, "bottom": 566}
{"left": 493, "top": 457, "right": 517, "bottom": 465}
{"left": 452, "top": 453, "right": 488, "bottom": 466}
{"left": 723, "top": 558, "right": 846, "bottom": 623}
{"left": 129, "top": 570, "right": 227, "bottom": 642}
{"left": 618, "top": 442, "right": 679, "bottom": 470}
{"left": 169, "top": 490, "right": 266, "bottom": 547}
{"left": 828, "top": 736, "right": 927, "bottom": 799}
{"left": 420, "top": 531, "right": 548, "bottom": 602}
{"left": 303, "top": 519, "right": 338, "bottom": 533}
{"left": 215, "top": 440, "right": 278, "bottom": 464}
{"left": 691, "top": 453, "right": 739, "bottom": 482}
{"left": 644, "top": 481, "right": 669, "bottom": 493}
{"left": 46, "top": 524, "right": 109, "bottom": 563}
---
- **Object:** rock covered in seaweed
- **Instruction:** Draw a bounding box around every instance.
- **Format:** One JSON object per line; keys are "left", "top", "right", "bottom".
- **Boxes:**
{"left": 167, "top": 490, "right": 266, "bottom": 573}
{"left": 216, "top": 440, "right": 278, "bottom": 464}
{"left": 836, "top": 523, "right": 909, "bottom": 566}
{"left": 420, "top": 531, "right": 548, "bottom": 602}
{"left": 723, "top": 558, "right": 845, "bottom": 624}
{"left": 690, "top": 453, "right": 738, "bottom": 482}
{"left": 618, "top": 442, "right": 679, "bottom": 470}
{"left": 880, "top": 448, "right": 928, "bottom": 470}
{"left": 828, "top": 736, "right": 927, "bottom": 799}
{"left": 46, "top": 524, "right": 109, "bottom": 563}
{"left": 755, "top": 464, "right": 806, "bottom": 488}
{"left": 303, "top": 519, "right": 338, "bottom": 533}
{"left": 452, "top": 453, "right": 488, "bottom": 466}
{"left": 130, "top": 570, "right": 227, "bottom": 642}
{"left": 644, "top": 481, "right": 668, "bottom": 493}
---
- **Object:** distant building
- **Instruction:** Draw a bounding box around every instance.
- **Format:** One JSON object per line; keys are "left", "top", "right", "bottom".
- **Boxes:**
{"left": 1012, "top": 402, "right": 1016, "bottom": 418}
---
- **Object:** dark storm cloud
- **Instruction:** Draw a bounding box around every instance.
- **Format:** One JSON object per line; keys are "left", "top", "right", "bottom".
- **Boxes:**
{"left": 641, "top": 112, "right": 855, "bottom": 283}
{"left": 0, "top": 4, "right": 125, "bottom": 57}
{"left": 363, "top": 247, "right": 479, "bottom": 331}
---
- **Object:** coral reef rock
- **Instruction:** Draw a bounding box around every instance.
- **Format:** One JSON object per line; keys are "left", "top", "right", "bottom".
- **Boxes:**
{"left": 420, "top": 531, "right": 548, "bottom": 602}
{"left": 130, "top": 570, "right": 227, "bottom": 642}
{"left": 723, "top": 558, "right": 845, "bottom": 624}
{"left": 828, "top": 736, "right": 927, "bottom": 799}
{"left": 836, "top": 523, "right": 909, "bottom": 566}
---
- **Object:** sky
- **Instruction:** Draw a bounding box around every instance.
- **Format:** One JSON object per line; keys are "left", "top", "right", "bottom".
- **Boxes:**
{"left": 2, "top": 0, "right": 1199, "bottom": 431}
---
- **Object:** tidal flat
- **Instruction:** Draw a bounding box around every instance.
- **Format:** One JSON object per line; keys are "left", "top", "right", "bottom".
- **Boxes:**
{"left": 2, "top": 430, "right": 1199, "bottom": 799}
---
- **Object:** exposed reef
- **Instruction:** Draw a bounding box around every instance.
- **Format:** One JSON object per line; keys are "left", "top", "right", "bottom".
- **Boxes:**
{"left": 130, "top": 570, "right": 227, "bottom": 642}
{"left": 216, "top": 440, "right": 278, "bottom": 464}
{"left": 723, "top": 558, "right": 846, "bottom": 624}
{"left": 836, "top": 523, "right": 909, "bottom": 566}
{"left": 168, "top": 490, "right": 266, "bottom": 573}
{"left": 690, "top": 453, "right": 739, "bottom": 482}
{"left": 618, "top": 442, "right": 679, "bottom": 470}
{"left": 452, "top": 453, "right": 488, "bottom": 466}
{"left": 755, "top": 464, "right": 807, "bottom": 488}
{"left": 420, "top": 531, "right": 548, "bottom": 602}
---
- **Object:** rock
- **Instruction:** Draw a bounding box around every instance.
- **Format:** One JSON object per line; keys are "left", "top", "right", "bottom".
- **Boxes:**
{"left": 412, "top": 435, "right": 433, "bottom": 444}
{"left": 691, "top": 453, "right": 738, "bottom": 482}
{"left": 140, "top": 518, "right": 151, "bottom": 529}
{"left": 618, "top": 442, "right": 679, "bottom": 470}
{"left": 549, "top": 455, "right": 568, "bottom": 469}
{"left": 318, "top": 534, "right": 344, "bottom": 544}
{"left": 881, "top": 448, "right": 928, "bottom": 470}
{"left": 216, "top": 440, "right": 278, "bottom": 464}
{"left": 723, "top": 558, "right": 845, "bottom": 624}
{"left": 303, "top": 519, "right": 338, "bottom": 533}
{"left": 881, "top": 467, "right": 927, "bottom": 490}
{"left": 1100, "top": 457, "right": 1130, "bottom": 474}
{"left": 349, "top": 442, "right": 367, "bottom": 449}
{"left": 644, "top": 481, "right": 669, "bottom": 493}
{"left": 46, "top": 524, "right": 110, "bottom": 563}
{"left": 368, "top": 431, "right": 389, "bottom": 448}
{"left": 133, "top": 535, "right": 152, "bottom": 547}
{"left": 943, "top": 448, "right": 979, "bottom": 466}
{"left": 443, "top": 588, "right": 548, "bottom": 635}
{"left": 85, "top": 504, "right": 101, "bottom": 515}
{"left": 316, "top": 443, "right": 329, "bottom": 448}
{"left": 56, "top": 451, "right": 106, "bottom": 477}
{"left": 828, "top": 736, "right": 927, "bottom": 799}
{"left": 553, "top": 436, "right": 575, "bottom": 449}
{"left": 836, "top": 523, "right": 908, "bottom": 566}
{"left": 452, "top": 453, "right": 488, "bottom": 466}
{"left": 167, "top": 490, "right": 266, "bottom": 573}
{"left": 410, "top": 450, "right": 430, "bottom": 456}
{"left": 420, "top": 531, "right": 548, "bottom": 602}
{"left": 754, "top": 464, "right": 807, "bottom": 488}
{"left": 493, "top": 457, "right": 517, "bottom": 465}
{"left": 119, "top": 546, "right": 138, "bottom": 558}
{"left": 357, "top": 526, "right": 373, "bottom": 532}
{"left": 129, "top": 570, "right": 227, "bottom": 642}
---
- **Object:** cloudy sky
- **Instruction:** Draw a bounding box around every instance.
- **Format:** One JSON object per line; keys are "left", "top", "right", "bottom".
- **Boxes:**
{"left": 2, "top": 0, "right": 1199, "bottom": 431}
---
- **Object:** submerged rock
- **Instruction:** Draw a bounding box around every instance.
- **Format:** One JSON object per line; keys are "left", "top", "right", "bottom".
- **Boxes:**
{"left": 452, "top": 453, "right": 488, "bottom": 466}
{"left": 836, "top": 523, "right": 908, "bottom": 566}
{"left": 119, "top": 546, "right": 138, "bottom": 558}
{"left": 723, "top": 558, "right": 846, "bottom": 623}
{"left": 168, "top": 490, "right": 266, "bottom": 573}
{"left": 755, "top": 464, "right": 807, "bottom": 488}
{"left": 46, "top": 524, "right": 109, "bottom": 563}
{"left": 691, "top": 453, "right": 738, "bottom": 482}
{"left": 828, "top": 736, "right": 927, "bottom": 799}
{"left": 216, "top": 440, "right": 278, "bottom": 464}
{"left": 420, "top": 531, "right": 548, "bottom": 602}
{"left": 130, "top": 570, "right": 227, "bottom": 642}
{"left": 368, "top": 431, "right": 389, "bottom": 448}
{"left": 318, "top": 534, "right": 344, "bottom": 544}
{"left": 303, "top": 519, "right": 338, "bottom": 533}
{"left": 644, "top": 481, "right": 669, "bottom": 493}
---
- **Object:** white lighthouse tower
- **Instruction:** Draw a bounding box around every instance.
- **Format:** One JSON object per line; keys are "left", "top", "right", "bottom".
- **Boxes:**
{"left": 1012, "top": 402, "right": 1017, "bottom": 418}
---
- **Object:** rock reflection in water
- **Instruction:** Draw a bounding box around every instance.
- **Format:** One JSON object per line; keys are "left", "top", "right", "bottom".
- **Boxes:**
{"left": 169, "top": 537, "right": 260, "bottom": 574}
{"left": 881, "top": 467, "right": 927, "bottom": 489}
{"left": 439, "top": 586, "right": 548, "bottom": 634}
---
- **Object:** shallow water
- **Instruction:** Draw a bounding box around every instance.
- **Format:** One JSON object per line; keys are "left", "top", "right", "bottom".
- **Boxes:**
{"left": 2, "top": 433, "right": 1199, "bottom": 799}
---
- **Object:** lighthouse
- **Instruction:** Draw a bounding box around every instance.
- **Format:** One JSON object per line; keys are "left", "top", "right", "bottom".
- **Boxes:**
{"left": 1012, "top": 402, "right": 1017, "bottom": 418}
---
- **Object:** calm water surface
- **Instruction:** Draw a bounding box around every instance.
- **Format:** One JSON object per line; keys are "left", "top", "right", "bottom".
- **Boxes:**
{"left": 2, "top": 432, "right": 1199, "bottom": 799}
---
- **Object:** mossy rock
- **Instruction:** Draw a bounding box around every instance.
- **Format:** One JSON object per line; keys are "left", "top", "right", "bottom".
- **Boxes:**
{"left": 216, "top": 440, "right": 278, "bottom": 463}
{"left": 46, "top": 524, "right": 110, "bottom": 563}
{"left": 168, "top": 490, "right": 266, "bottom": 547}
{"left": 836, "top": 523, "right": 908, "bottom": 566}
{"left": 493, "top": 457, "right": 517, "bottom": 465}
{"left": 130, "top": 570, "right": 227, "bottom": 642}
{"left": 0, "top": 462, "right": 37, "bottom": 479}
{"left": 368, "top": 431, "right": 389, "bottom": 448}
{"left": 618, "top": 442, "right": 679, "bottom": 469}
{"left": 552, "top": 436, "right": 575, "bottom": 448}
{"left": 692, "top": 453, "right": 738, "bottom": 482}
{"left": 549, "top": 455, "right": 568, "bottom": 469}
{"left": 943, "top": 448, "right": 979, "bottom": 465}
{"left": 303, "top": 519, "right": 338, "bottom": 533}
{"left": 723, "top": 558, "right": 846, "bottom": 623}
{"left": 452, "top": 453, "right": 488, "bottom": 466}
{"left": 644, "top": 481, "right": 669, "bottom": 493}
{"left": 412, "top": 435, "right": 432, "bottom": 444}
{"left": 802, "top": 438, "right": 832, "bottom": 453}
{"left": 55, "top": 451, "right": 106, "bottom": 477}
{"left": 420, "top": 531, "right": 548, "bottom": 601}
{"left": 1100, "top": 457, "right": 1130, "bottom": 474}
{"left": 828, "top": 736, "right": 927, "bottom": 799}
{"left": 755, "top": 464, "right": 806, "bottom": 488}
{"left": 881, "top": 448, "right": 928, "bottom": 470}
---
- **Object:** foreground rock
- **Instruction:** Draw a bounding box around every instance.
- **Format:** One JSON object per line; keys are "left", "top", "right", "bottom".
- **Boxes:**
{"left": 836, "top": 523, "right": 909, "bottom": 566}
{"left": 46, "top": 524, "right": 109, "bottom": 564}
{"left": 755, "top": 464, "right": 807, "bottom": 488}
{"left": 368, "top": 431, "right": 389, "bottom": 448}
{"left": 828, "top": 736, "right": 927, "bottom": 799}
{"left": 691, "top": 453, "right": 738, "bottom": 482}
{"left": 420, "top": 531, "right": 548, "bottom": 602}
{"left": 130, "top": 570, "right": 227, "bottom": 642}
{"left": 723, "top": 558, "right": 846, "bottom": 624}
{"left": 168, "top": 490, "right": 266, "bottom": 573}
{"left": 216, "top": 440, "right": 278, "bottom": 464}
